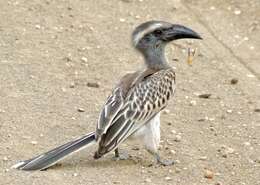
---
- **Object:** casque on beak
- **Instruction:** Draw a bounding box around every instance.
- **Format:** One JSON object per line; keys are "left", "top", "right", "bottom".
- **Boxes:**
{"left": 164, "top": 24, "right": 202, "bottom": 41}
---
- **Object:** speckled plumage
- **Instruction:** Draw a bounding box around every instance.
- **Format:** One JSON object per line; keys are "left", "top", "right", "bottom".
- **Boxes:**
{"left": 95, "top": 68, "right": 175, "bottom": 157}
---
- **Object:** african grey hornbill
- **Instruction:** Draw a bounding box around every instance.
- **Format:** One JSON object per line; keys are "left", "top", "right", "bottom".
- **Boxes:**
{"left": 12, "top": 20, "right": 202, "bottom": 171}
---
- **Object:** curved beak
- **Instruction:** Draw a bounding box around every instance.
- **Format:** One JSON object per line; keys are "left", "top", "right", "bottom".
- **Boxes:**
{"left": 164, "top": 24, "right": 202, "bottom": 41}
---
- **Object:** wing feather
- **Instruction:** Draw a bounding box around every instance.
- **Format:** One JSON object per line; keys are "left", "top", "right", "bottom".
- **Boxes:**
{"left": 96, "top": 87, "right": 124, "bottom": 140}
{"left": 96, "top": 68, "right": 176, "bottom": 156}
{"left": 95, "top": 69, "right": 154, "bottom": 140}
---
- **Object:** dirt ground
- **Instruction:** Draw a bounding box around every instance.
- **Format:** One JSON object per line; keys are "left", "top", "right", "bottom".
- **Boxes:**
{"left": 1, "top": 0, "right": 259, "bottom": 185}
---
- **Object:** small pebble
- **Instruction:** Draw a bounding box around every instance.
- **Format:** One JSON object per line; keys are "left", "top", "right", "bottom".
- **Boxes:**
{"left": 113, "top": 181, "right": 120, "bottom": 184}
{"left": 170, "top": 150, "right": 176, "bottom": 154}
{"left": 81, "top": 57, "right": 88, "bottom": 63}
{"left": 162, "top": 109, "right": 170, "bottom": 114}
{"left": 254, "top": 157, "right": 260, "bottom": 163}
{"left": 209, "top": 117, "right": 215, "bottom": 121}
{"left": 198, "top": 94, "right": 211, "bottom": 99}
{"left": 119, "top": 18, "right": 126, "bottom": 22}
{"left": 204, "top": 169, "right": 214, "bottom": 179}
{"left": 226, "top": 109, "right": 233, "bottom": 113}
{"left": 61, "top": 87, "right": 67, "bottom": 92}
{"left": 250, "top": 46, "right": 255, "bottom": 50}
{"left": 230, "top": 78, "right": 238, "bottom": 84}
{"left": 210, "top": 6, "right": 215, "bottom": 10}
{"left": 4, "top": 168, "right": 10, "bottom": 172}
{"left": 35, "top": 24, "right": 41, "bottom": 29}
{"left": 197, "top": 118, "right": 206, "bottom": 122}
{"left": 226, "top": 147, "right": 235, "bottom": 154}
{"left": 234, "top": 9, "right": 241, "bottom": 15}
{"left": 189, "top": 100, "right": 197, "bottom": 106}
{"left": 31, "top": 141, "right": 38, "bottom": 145}
{"left": 174, "top": 135, "right": 181, "bottom": 142}
{"left": 175, "top": 168, "right": 181, "bottom": 173}
{"left": 87, "top": 82, "right": 100, "bottom": 88}
{"left": 69, "top": 82, "right": 75, "bottom": 88}
{"left": 145, "top": 178, "right": 151, "bottom": 183}
{"left": 166, "top": 139, "right": 173, "bottom": 146}
{"left": 243, "top": 142, "right": 251, "bottom": 146}
{"left": 247, "top": 74, "right": 255, "bottom": 78}
{"left": 165, "top": 176, "right": 172, "bottom": 181}
{"left": 77, "top": 108, "right": 85, "bottom": 112}
{"left": 222, "top": 153, "right": 227, "bottom": 158}
{"left": 171, "top": 129, "right": 176, "bottom": 134}
{"left": 198, "top": 156, "right": 207, "bottom": 161}
{"left": 63, "top": 56, "right": 72, "bottom": 62}
{"left": 73, "top": 173, "right": 78, "bottom": 177}
{"left": 3, "top": 156, "right": 8, "bottom": 161}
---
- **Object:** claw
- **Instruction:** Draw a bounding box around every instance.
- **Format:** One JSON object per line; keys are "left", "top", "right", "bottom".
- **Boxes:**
{"left": 155, "top": 153, "right": 174, "bottom": 166}
{"left": 157, "top": 158, "right": 174, "bottom": 166}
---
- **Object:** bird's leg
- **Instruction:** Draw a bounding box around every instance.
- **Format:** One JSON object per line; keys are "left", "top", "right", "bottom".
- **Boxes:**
{"left": 114, "top": 148, "right": 120, "bottom": 158}
{"left": 146, "top": 149, "right": 174, "bottom": 166}
{"left": 112, "top": 148, "right": 129, "bottom": 161}
{"left": 137, "top": 114, "right": 173, "bottom": 166}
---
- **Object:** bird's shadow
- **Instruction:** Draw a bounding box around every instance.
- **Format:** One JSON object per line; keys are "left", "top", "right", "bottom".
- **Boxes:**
{"left": 45, "top": 154, "right": 144, "bottom": 171}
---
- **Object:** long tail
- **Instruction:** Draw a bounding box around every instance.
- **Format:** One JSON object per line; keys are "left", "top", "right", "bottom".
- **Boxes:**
{"left": 12, "top": 132, "right": 96, "bottom": 171}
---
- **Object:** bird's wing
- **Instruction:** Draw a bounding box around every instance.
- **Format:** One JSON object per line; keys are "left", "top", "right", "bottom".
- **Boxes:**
{"left": 96, "top": 71, "right": 146, "bottom": 140}
{"left": 96, "top": 68, "right": 176, "bottom": 156}
{"left": 95, "top": 87, "right": 124, "bottom": 140}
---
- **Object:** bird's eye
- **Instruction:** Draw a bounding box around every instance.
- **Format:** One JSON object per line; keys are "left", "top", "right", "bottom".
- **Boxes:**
{"left": 154, "top": 30, "right": 162, "bottom": 35}
{"left": 144, "top": 36, "right": 151, "bottom": 42}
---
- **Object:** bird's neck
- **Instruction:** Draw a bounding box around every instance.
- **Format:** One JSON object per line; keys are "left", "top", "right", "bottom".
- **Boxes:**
{"left": 142, "top": 46, "right": 170, "bottom": 70}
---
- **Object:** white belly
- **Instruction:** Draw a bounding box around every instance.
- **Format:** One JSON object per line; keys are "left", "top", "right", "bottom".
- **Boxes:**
{"left": 131, "top": 113, "right": 161, "bottom": 153}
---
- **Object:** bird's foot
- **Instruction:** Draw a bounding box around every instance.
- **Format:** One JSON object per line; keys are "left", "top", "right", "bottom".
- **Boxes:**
{"left": 112, "top": 154, "right": 129, "bottom": 161}
{"left": 154, "top": 154, "right": 174, "bottom": 166}
{"left": 156, "top": 158, "right": 174, "bottom": 166}
{"left": 112, "top": 149, "right": 129, "bottom": 161}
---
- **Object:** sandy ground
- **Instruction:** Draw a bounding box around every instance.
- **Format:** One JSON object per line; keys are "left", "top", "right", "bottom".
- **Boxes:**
{"left": 0, "top": 0, "right": 259, "bottom": 185}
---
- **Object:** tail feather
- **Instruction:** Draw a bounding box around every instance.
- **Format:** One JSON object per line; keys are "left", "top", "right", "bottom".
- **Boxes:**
{"left": 12, "top": 132, "right": 96, "bottom": 171}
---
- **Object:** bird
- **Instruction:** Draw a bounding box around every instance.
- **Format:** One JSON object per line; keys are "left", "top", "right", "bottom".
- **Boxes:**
{"left": 12, "top": 20, "right": 202, "bottom": 171}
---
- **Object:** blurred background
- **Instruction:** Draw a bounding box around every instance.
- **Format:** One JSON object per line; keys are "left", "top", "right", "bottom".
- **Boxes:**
{"left": 0, "top": 0, "right": 259, "bottom": 185}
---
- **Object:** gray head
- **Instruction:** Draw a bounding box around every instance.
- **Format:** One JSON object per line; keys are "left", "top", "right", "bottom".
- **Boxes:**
{"left": 132, "top": 21, "right": 202, "bottom": 69}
